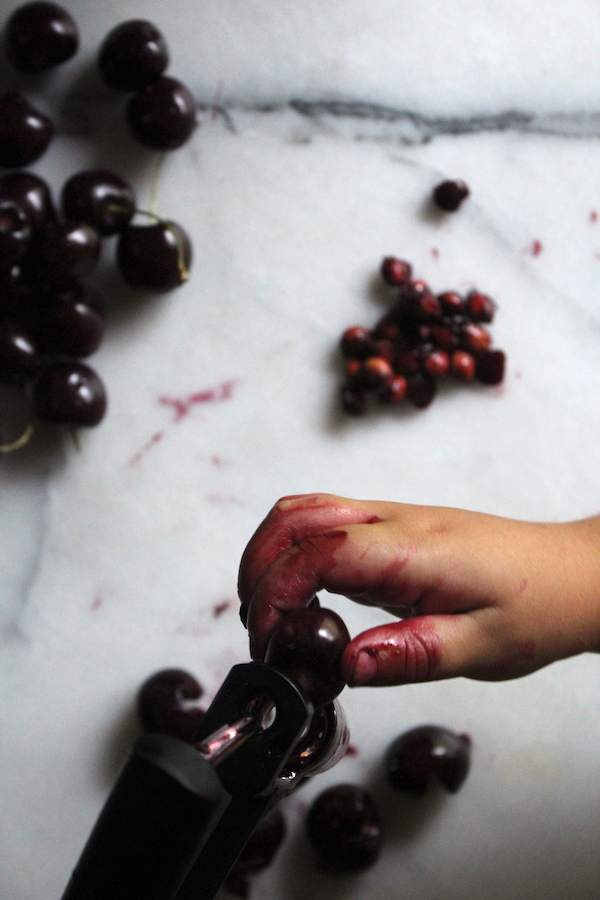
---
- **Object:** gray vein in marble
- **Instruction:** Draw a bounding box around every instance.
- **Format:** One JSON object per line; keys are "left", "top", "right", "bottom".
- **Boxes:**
{"left": 60, "top": 93, "right": 600, "bottom": 144}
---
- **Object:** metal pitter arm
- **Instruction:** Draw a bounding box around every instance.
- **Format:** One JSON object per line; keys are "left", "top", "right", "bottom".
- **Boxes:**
{"left": 60, "top": 661, "right": 347, "bottom": 900}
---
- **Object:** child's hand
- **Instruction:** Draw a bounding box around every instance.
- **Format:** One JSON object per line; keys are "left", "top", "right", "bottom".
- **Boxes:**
{"left": 238, "top": 493, "right": 600, "bottom": 687}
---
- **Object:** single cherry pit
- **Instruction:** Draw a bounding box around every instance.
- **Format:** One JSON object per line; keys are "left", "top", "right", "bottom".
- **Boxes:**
{"left": 339, "top": 256, "right": 506, "bottom": 414}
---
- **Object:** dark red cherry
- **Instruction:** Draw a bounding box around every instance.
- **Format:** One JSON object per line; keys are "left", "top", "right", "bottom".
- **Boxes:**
{"left": 459, "top": 322, "right": 492, "bottom": 352}
{"left": 137, "top": 668, "right": 205, "bottom": 742}
{"left": 36, "top": 221, "right": 101, "bottom": 282}
{"left": 437, "top": 291, "right": 465, "bottom": 315}
{"left": 264, "top": 606, "right": 350, "bottom": 708}
{"left": 433, "top": 179, "right": 470, "bottom": 212}
{"left": 0, "top": 172, "right": 55, "bottom": 233}
{"left": 0, "top": 200, "right": 32, "bottom": 264}
{"left": 34, "top": 282, "right": 105, "bottom": 357}
{"left": 98, "top": 19, "right": 169, "bottom": 91}
{"left": 117, "top": 219, "right": 192, "bottom": 291}
{"left": 61, "top": 170, "right": 136, "bottom": 236}
{"left": 385, "top": 725, "right": 472, "bottom": 796}
{"left": 33, "top": 360, "right": 107, "bottom": 426}
{"left": 0, "top": 264, "right": 36, "bottom": 323}
{"left": 0, "top": 92, "right": 55, "bottom": 168}
{"left": 224, "top": 806, "right": 286, "bottom": 897}
{"left": 0, "top": 317, "right": 40, "bottom": 382}
{"left": 126, "top": 75, "right": 196, "bottom": 151}
{"left": 475, "top": 348, "right": 505, "bottom": 385}
{"left": 306, "top": 784, "right": 381, "bottom": 872}
{"left": 5, "top": 2, "right": 78, "bottom": 72}
{"left": 380, "top": 256, "right": 412, "bottom": 286}
{"left": 422, "top": 349, "right": 450, "bottom": 378}
{"left": 361, "top": 355, "right": 395, "bottom": 390}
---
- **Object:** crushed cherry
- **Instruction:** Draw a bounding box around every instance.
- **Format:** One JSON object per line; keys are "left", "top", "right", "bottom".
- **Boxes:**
{"left": 137, "top": 668, "right": 205, "bottom": 742}
{"left": 264, "top": 606, "right": 350, "bottom": 708}
{"left": 338, "top": 257, "right": 506, "bottom": 414}
{"left": 433, "top": 179, "right": 470, "bottom": 212}
{"left": 306, "top": 783, "right": 382, "bottom": 872}
{"left": 5, "top": 1, "right": 78, "bottom": 72}
{"left": 385, "top": 725, "right": 472, "bottom": 796}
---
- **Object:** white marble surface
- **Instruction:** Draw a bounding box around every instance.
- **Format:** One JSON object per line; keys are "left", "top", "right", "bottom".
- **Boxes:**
{"left": 2, "top": 2, "right": 600, "bottom": 899}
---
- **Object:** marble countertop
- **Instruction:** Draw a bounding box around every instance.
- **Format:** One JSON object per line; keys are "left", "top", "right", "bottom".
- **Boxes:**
{"left": 2, "top": 2, "right": 600, "bottom": 898}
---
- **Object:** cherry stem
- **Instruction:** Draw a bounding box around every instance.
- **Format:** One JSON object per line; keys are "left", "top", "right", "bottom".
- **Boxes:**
{"left": 69, "top": 427, "right": 82, "bottom": 451}
{"left": 0, "top": 421, "right": 34, "bottom": 453}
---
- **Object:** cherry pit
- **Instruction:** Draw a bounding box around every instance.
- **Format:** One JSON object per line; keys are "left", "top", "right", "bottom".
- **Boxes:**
{"left": 339, "top": 256, "right": 506, "bottom": 416}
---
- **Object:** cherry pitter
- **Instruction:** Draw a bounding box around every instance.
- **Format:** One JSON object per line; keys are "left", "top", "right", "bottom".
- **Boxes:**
{"left": 60, "top": 661, "right": 349, "bottom": 900}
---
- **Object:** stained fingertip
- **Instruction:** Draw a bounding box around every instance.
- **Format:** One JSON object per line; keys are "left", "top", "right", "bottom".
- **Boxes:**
{"left": 344, "top": 647, "right": 378, "bottom": 687}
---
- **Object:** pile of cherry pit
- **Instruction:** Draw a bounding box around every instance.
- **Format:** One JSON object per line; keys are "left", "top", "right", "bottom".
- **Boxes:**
{"left": 0, "top": 2, "right": 196, "bottom": 450}
{"left": 340, "top": 256, "right": 506, "bottom": 415}
{"left": 137, "top": 604, "right": 472, "bottom": 897}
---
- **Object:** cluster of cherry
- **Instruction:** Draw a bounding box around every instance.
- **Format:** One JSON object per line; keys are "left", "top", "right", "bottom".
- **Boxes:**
{"left": 137, "top": 603, "right": 472, "bottom": 896}
{"left": 340, "top": 256, "right": 506, "bottom": 415}
{"left": 0, "top": 4, "right": 195, "bottom": 448}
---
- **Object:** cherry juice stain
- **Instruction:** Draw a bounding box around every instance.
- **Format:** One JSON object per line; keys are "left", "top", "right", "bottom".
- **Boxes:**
{"left": 159, "top": 380, "right": 237, "bottom": 421}
{"left": 213, "top": 600, "right": 233, "bottom": 618}
{"left": 590, "top": 210, "right": 598, "bottom": 223}
{"left": 129, "top": 430, "right": 164, "bottom": 466}
{"left": 523, "top": 239, "right": 543, "bottom": 257}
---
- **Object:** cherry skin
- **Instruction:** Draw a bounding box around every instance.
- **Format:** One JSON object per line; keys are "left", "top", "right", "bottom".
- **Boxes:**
{"left": 36, "top": 221, "right": 101, "bottom": 283}
{"left": 137, "top": 668, "right": 205, "bottom": 742}
{"left": 0, "top": 92, "right": 55, "bottom": 168}
{"left": 61, "top": 170, "right": 136, "bottom": 236}
{"left": 98, "top": 19, "right": 169, "bottom": 91}
{"left": 117, "top": 219, "right": 192, "bottom": 292}
{"left": 264, "top": 606, "right": 350, "bottom": 708}
{"left": 34, "top": 282, "right": 105, "bottom": 357}
{"left": 0, "top": 200, "right": 32, "bottom": 264}
{"left": 5, "top": 1, "right": 78, "bottom": 72}
{"left": 0, "top": 317, "right": 40, "bottom": 382}
{"left": 339, "top": 325, "right": 375, "bottom": 360}
{"left": 385, "top": 725, "right": 472, "bottom": 796}
{"left": 0, "top": 172, "right": 56, "bottom": 233}
{"left": 33, "top": 360, "right": 107, "bottom": 426}
{"left": 475, "top": 348, "right": 505, "bottom": 385}
{"left": 126, "top": 75, "right": 196, "bottom": 150}
{"left": 306, "top": 784, "right": 382, "bottom": 872}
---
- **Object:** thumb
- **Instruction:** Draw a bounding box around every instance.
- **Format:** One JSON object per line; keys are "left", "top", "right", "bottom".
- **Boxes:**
{"left": 340, "top": 611, "right": 527, "bottom": 686}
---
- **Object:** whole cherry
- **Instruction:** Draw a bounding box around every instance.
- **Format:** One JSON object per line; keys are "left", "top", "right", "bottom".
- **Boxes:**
{"left": 0, "top": 92, "right": 55, "bottom": 168}
{"left": 137, "top": 668, "right": 205, "bottom": 742}
{"left": 306, "top": 784, "right": 382, "bottom": 872}
{"left": 117, "top": 218, "right": 192, "bottom": 291}
{"left": 5, "top": 1, "right": 78, "bottom": 72}
{"left": 385, "top": 725, "right": 472, "bottom": 796}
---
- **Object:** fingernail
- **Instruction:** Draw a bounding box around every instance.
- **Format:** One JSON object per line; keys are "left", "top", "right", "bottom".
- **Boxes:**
{"left": 348, "top": 649, "right": 378, "bottom": 686}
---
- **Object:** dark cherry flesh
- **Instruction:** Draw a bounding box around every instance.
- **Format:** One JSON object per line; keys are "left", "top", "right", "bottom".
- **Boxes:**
{"left": 385, "top": 725, "right": 472, "bottom": 796}
{"left": 61, "top": 170, "right": 136, "bottom": 236}
{"left": 36, "top": 221, "right": 101, "bottom": 282}
{"left": 0, "top": 92, "right": 55, "bottom": 168}
{"left": 433, "top": 179, "right": 470, "bottom": 212}
{"left": 34, "top": 282, "right": 105, "bottom": 357}
{"left": 264, "top": 606, "right": 350, "bottom": 708}
{"left": 306, "top": 784, "right": 381, "bottom": 872}
{"left": 117, "top": 219, "right": 192, "bottom": 291}
{"left": 137, "top": 668, "right": 205, "bottom": 742}
{"left": 98, "top": 19, "right": 169, "bottom": 91}
{"left": 0, "top": 317, "right": 40, "bottom": 382}
{"left": 0, "top": 200, "right": 32, "bottom": 264}
{"left": 475, "top": 348, "right": 505, "bottom": 385}
{"left": 224, "top": 807, "right": 286, "bottom": 898}
{"left": 0, "top": 172, "right": 56, "bottom": 233}
{"left": 126, "top": 75, "right": 196, "bottom": 150}
{"left": 33, "top": 360, "right": 107, "bottom": 426}
{"left": 5, "top": 1, "right": 78, "bottom": 72}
